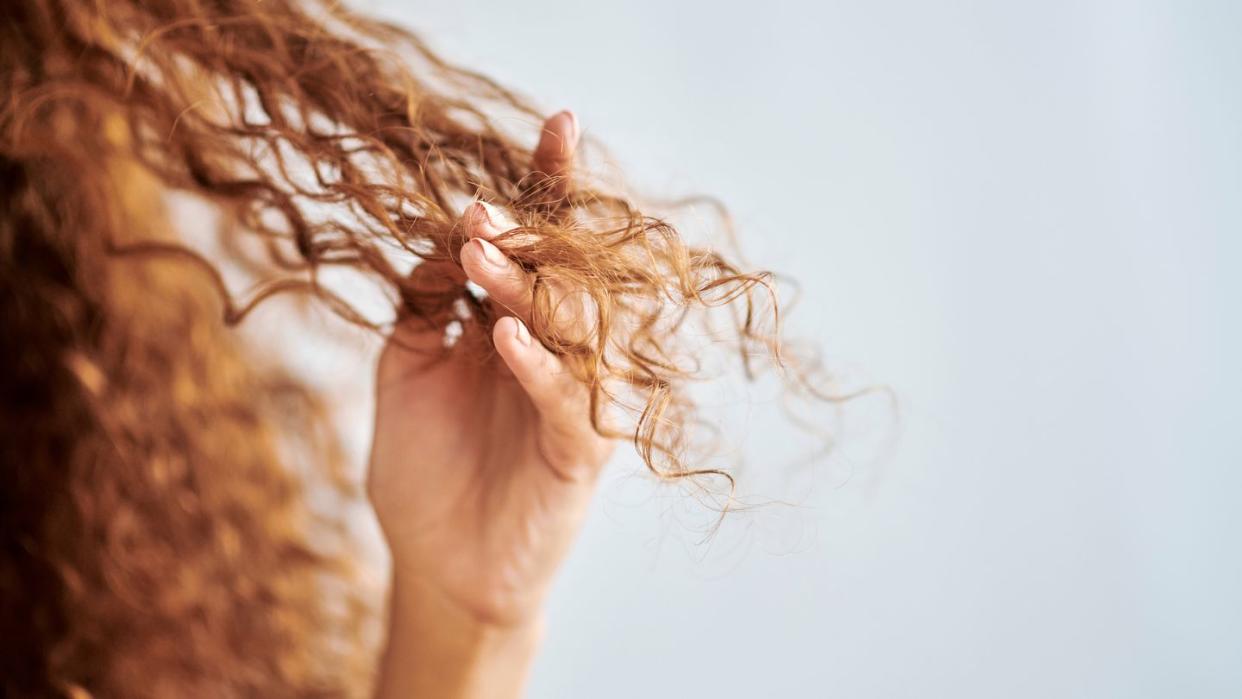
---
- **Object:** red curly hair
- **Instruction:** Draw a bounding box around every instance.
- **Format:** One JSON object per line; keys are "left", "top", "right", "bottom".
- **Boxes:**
{"left": 1, "top": 0, "right": 835, "bottom": 695}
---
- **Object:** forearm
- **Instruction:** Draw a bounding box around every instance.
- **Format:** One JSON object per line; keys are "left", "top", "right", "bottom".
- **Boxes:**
{"left": 374, "top": 573, "right": 543, "bottom": 699}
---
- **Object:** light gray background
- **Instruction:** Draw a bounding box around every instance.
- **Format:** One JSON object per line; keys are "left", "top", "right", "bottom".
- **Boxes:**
{"left": 359, "top": 1, "right": 1241, "bottom": 696}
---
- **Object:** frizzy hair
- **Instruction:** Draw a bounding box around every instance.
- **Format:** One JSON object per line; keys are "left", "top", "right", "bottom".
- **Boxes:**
{"left": 1, "top": 0, "right": 838, "bottom": 695}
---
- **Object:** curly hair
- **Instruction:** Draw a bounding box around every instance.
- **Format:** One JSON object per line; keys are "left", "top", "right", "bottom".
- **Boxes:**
{"left": 1, "top": 0, "right": 833, "bottom": 695}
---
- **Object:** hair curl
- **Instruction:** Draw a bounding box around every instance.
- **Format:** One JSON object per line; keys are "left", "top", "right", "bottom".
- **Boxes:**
{"left": 1, "top": 0, "right": 837, "bottom": 695}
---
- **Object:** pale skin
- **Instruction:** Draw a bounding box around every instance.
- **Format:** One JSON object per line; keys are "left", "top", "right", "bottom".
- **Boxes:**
{"left": 367, "top": 110, "right": 612, "bottom": 698}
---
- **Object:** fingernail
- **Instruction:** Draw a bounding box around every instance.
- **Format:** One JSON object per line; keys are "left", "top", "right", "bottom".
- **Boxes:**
{"left": 513, "top": 318, "right": 531, "bottom": 346}
{"left": 475, "top": 238, "right": 507, "bottom": 268}
{"left": 476, "top": 200, "right": 501, "bottom": 226}
{"left": 556, "top": 109, "right": 580, "bottom": 148}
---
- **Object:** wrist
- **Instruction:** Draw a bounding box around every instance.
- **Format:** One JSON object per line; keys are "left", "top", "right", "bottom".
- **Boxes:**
{"left": 375, "top": 572, "right": 543, "bottom": 699}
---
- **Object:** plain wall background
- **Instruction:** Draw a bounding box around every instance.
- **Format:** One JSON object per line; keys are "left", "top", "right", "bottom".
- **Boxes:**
{"left": 356, "top": 1, "right": 1242, "bottom": 696}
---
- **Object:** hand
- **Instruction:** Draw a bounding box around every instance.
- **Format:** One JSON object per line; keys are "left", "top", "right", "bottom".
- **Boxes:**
{"left": 368, "top": 111, "right": 612, "bottom": 632}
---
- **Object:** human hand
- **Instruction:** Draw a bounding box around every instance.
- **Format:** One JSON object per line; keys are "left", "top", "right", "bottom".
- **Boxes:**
{"left": 368, "top": 110, "right": 613, "bottom": 632}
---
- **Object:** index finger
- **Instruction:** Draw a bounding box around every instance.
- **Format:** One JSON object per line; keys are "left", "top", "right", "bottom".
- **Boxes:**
{"left": 531, "top": 109, "right": 579, "bottom": 194}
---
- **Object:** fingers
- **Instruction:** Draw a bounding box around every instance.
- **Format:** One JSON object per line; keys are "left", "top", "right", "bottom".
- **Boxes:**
{"left": 460, "top": 224, "right": 533, "bottom": 321}
{"left": 457, "top": 108, "right": 580, "bottom": 312}
{"left": 460, "top": 199, "right": 514, "bottom": 241}
{"left": 532, "top": 110, "right": 579, "bottom": 196}
{"left": 459, "top": 200, "right": 597, "bottom": 347}
{"left": 493, "top": 315, "right": 595, "bottom": 446}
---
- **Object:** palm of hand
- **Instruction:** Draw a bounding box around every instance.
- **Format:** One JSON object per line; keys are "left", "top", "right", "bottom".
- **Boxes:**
{"left": 368, "top": 329, "right": 607, "bottom": 625}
